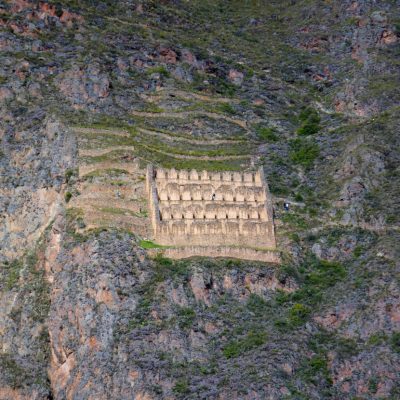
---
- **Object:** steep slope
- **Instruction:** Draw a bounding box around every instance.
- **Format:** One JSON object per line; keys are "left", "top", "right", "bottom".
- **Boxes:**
{"left": 0, "top": 1, "right": 399, "bottom": 399}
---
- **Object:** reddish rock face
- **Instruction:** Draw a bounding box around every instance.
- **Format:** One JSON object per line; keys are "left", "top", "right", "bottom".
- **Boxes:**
{"left": 299, "top": 37, "right": 329, "bottom": 53}
{"left": 379, "top": 30, "right": 398, "bottom": 45}
{"left": 56, "top": 65, "right": 110, "bottom": 106}
{"left": 181, "top": 49, "right": 197, "bottom": 65}
{"left": 10, "top": 0, "right": 83, "bottom": 22}
{"left": 228, "top": 69, "right": 244, "bottom": 86}
{"left": 159, "top": 47, "right": 177, "bottom": 64}
{"left": 0, "top": 87, "right": 13, "bottom": 102}
{"left": 253, "top": 98, "right": 265, "bottom": 106}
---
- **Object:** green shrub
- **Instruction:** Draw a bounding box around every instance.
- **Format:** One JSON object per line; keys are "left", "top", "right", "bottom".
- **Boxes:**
{"left": 246, "top": 294, "right": 269, "bottom": 316}
{"left": 152, "top": 256, "right": 189, "bottom": 282}
{"left": 299, "top": 107, "right": 318, "bottom": 122}
{"left": 369, "top": 377, "right": 379, "bottom": 393}
{"left": 0, "top": 354, "right": 27, "bottom": 388}
{"left": 223, "top": 341, "right": 241, "bottom": 358}
{"left": 298, "top": 107, "right": 321, "bottom": 136}
{"left": 294, "top": 193, "right": 303, "bottom": 201}
{"left": 305, "top": 260, "right": 346, "bottom": 289}
{"left": 297, "top": 121, "right": 320, "bottom": 136}
{"left": 3, "top": 259, "right": 23, "bottom": 290}
{"left": 290, "top": 138, "right": 319, "bottom": 167}
{"left": 146, "top": 65, "right": 170, "bottom": 77}
{"left": 281, "top": 213, "right": 308, "bottom": 229}
{"left": 64, "top": 191, "right": 72, "bottom": 203}
{"left": 212, "top": 77, "right": 237, "bottom": 96}
{"left": 217, "top": 103, "right": 236, "bottom": 114}
{"left": 223, "top": 330, "right": 267, "bottom": 358}
{"left": 177, "top": 307, "right": 196, "bottom": 329}
{"left": 353, "top": 245, "right": 363, "bottom": 258}
{"left": 288, "top": 303, "right": 310, "bottom": 326}
{"left": 300, "top": 354, "right": 331, "bottom": 384}
{"left": 308, "top": 355, "right": 327, "bottom": 374}
{"left": 275, "top": 289, "right": 291, "bottom": 305}
{"left": 368, "top": 332, "right": 387, "bottom": 346}
{"left": 65, "top": 169, "right": 75, "bottom": 183}
{"left": 335, "top": 337, "right": 360, "bottom": 358}
{"left": 287, "top": 258, "right": 346, "bottom": 307}
{"left": 391, "top": 332, "right": 400, "bottom": 353}
{"left": 256, "top": 126, "right": 278, "bottom": 142}
{"left": 172, "top": 379, "right": 189, "bottom": 395}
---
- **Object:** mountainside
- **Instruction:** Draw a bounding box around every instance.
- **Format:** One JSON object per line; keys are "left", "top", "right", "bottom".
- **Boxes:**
{"left": 1, "top": 1, "right": 399, "bottom": 399}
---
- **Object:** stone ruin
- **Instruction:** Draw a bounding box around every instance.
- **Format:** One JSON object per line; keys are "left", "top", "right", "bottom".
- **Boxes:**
{"left": 146, "top": 165, "right": 279, "bottom": 263}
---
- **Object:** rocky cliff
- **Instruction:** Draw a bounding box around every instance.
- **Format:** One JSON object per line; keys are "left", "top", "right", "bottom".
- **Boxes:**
{"left": 1, "top": 1, "right": 399, "bottom": 399}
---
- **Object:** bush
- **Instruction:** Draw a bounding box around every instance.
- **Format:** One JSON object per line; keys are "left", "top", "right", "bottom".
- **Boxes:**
{"left": 3, "top": 259, "right": 23, "bottom": 290}
{"left": 294, "top": 193, "right": 303, "bottom": 201}
{"left": 223, "top": 330, "right": 267, "bottom": 358}
{"left": 0, "top": 354, "right": 27, "bottom": 389}
{"left": 290, "top": 138, "right": 319, "bottom": 167}
{"left": 177, "top": 307, "right": 196, "bottom": 329}
{"left": 256, "top": 126, "right": 278, "bottom": 142}
{"left": 288, "top": 303, "right": 310, "bottom": 326}
{"left": 212, "top": 77, "right": 237, "bottom": 96}
{"left": 172, "top": 379, "right": 189, "bottom": 395}
{"left": 305, "top": 260, "right": 346, "bottom": 289}
{"left": 368, "top": 332, "right": 387, "bottom": 346}
{"left": 218, "top": 103, "right": 236, "bottom": 114}
{"left": 246, "top": 293, "right": 269, "bottom": 316}
{"left": 64, "top": 191, "right": 72, "bottom": 203}
{"left": 65, "top": 169, "right": 75, "bottom": 183}
{"left": 297, "top": 107, "right": 321, "bottom": 136}
{"left": 391, "top": 332, "right": 400, "bottom": 353}
{"left": 353, "top": 245, "right": 363, "bottom": 258}
{"left": 300, "top": 354, "right": 331, "bottom": 384}
{"left": 297, "top": 121, "right": 320, "bottom": 136}
{"left": 146, "top": 65, "right": 170, "bottom": 77}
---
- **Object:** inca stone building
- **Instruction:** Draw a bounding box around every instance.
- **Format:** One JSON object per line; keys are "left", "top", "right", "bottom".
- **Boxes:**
{"left": 146, "top": 165, "right": 279, "bottom": 263}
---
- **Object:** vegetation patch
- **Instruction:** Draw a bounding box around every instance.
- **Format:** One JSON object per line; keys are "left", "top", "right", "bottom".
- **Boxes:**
{"left": 139, "top": 239, "right": 168, "bottom": 249}
{"left": 275, "top": 257, "right": 346, "bottom": 329}
{"left": 216, "top": 103, "right": 236, "bottom": 115}
{"left": 287, "top": 303, "right": 311, "bottom": 327}
{"left": 172, "top": 379, "right": 190, "bottom": 395}
{"left": 297, "top": 107, "right": 321, "bottom": 136}
{"left": 391, "top": 332, "right": 400, "bottom": 353}
{"left": 146, "top": 65, "right": 170, "bottom": 78}
{"left": 64, "top": 191, "right": 72, "bottom": 203}
{"left": 299, "top": 354, "right": 331, "bottom": 385}
{"left": 1, "top": 259, "right": 23, "bottom": 290}
{"left": 223, "top": 330, "right": 267, "bottom": 358}
{"left": 255, "top": 126, "right": 279, "bottom": 142}
{"left": 177, "top": 307, "right": 196, "bottom": 329}
{"left": 0, "top": 353, "right": 29, "bottom": 389}
{"left": 290, "top": 138, "right": 319, "bottom": 167}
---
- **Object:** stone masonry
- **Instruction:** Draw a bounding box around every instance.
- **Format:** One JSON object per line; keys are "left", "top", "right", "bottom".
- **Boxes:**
{"left": 146, "top": 165, "right": 279, "bottom": 263}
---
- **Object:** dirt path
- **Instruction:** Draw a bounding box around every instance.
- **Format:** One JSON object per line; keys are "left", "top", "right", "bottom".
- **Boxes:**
{"left": 79, "top": 162, "right": 141, "bottom": 177}
{"left": 131, "top": 110, "right": 248, "bottom": 129}
{"left": 79, "top": 146, "right": 135, "bottom": 157}
{"left": 137, "top": 127, "right": 245, "bottom": 145}
{"left": 70, "top": 198, "right": 143, "bottom": 212}
{"left": 72, "top": 127, "right": 130, "bottom": 137}
{"left": 144, "top": 89, "right": 241, "bottom": 104}
{"left": 138, "top": 142, "right": 251, "bottom": 160}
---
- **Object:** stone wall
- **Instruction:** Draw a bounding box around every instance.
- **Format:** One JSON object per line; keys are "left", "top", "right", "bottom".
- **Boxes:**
{"left": 160, "top": 246, "right": 280, "bottom": 263}
{"left": 146, "top": 165, "right": 278, "bottom": 261}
